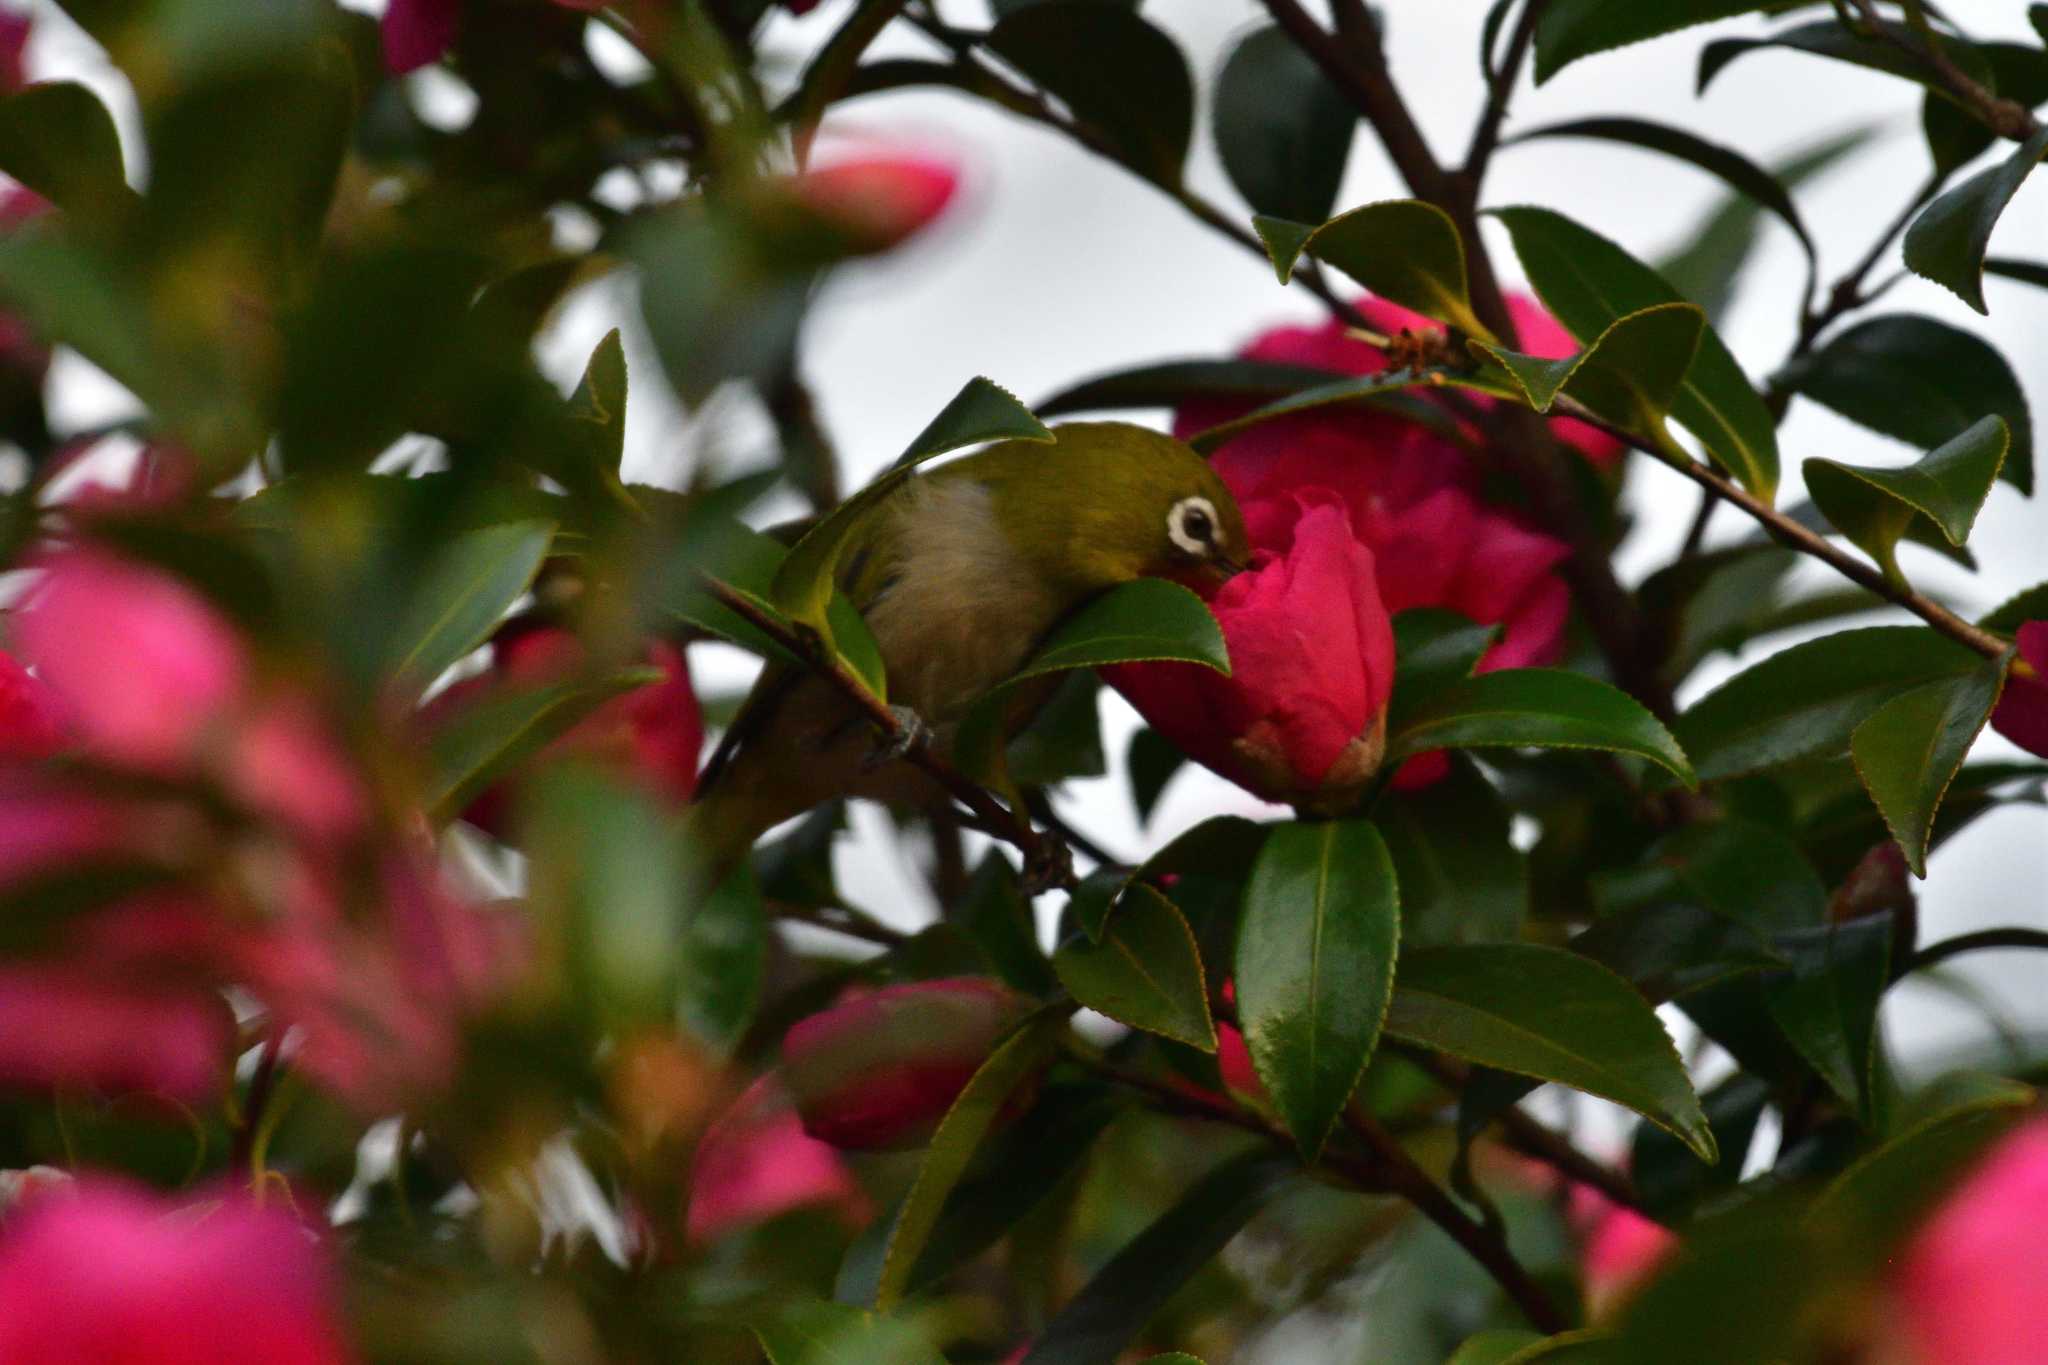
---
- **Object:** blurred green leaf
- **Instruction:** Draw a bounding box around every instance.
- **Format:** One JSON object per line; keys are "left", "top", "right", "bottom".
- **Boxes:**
{"left": 1800, "top": 760, "right": 2048, "bottom": 883}
{"left": 1473, "top": 301, "right": 1703, "bottom": 449}
{"left": 1781, "top": 313, "right": 2033, "bottom": 494}
{"left": 1127, "top": 727, "right": 1188, "bottom": 826}
{"left": 1922, "top": 43, "right": 2048, "bottom": 176}
{"left": 873, "top": 1009, "right": 1070, "bottom": 1312}
{"left": 1598, "top": 817, "right": 1826, "bottom": 937}
{"left": 1238, "top": 818, "right": 1400, "bottom": 1157}
{"left": 784, "top": 0, "right": 913, "bottom": 138}
{"left": 1055, "top": 883, "right": 1215, "bottom": 1050}
{"left": 1386, "top": 668, "right": 1696, "bottom": 787}
{"left": 385, "top": 520, "right": 555, "bottom": 702}
{"left": 1850, "top": 652, "right": 2008, "bottom": 875}
{"left": 755, "top": 1300, "right": 945, "bottom": 1365}
{"left": 1610, "top": 1222, "right": 1819, "bottom": 1365}
{"left": 1533, "top": 0, "right": 1781, "bottom": 83}
{"left": 1981, "top": 581, "right": 2048, "bottom": 632}
{"left": 1036, "top": 358, "right": 1343, "bottom": 418}
{"left": 1492, "top": 205, "right": 1779, "bottom": 501}
{"left": 1214, "top": 25, "right": 1355, "bottom": 224}
{"left": 1384, "top": 944, "right": 1715, "bottom": 1161}
{"left": 1673, "top": 626, "right": 1982, "bottom": 782}
{"left": 1699, "top": 18, "right": 1995, "bottom": 100}
{"left": 987, "top": 2, "right": 1194, "bottom": 184}
{"left": 1903, "top": 125, "right": 2048, "bottom": 314}
{"left": 1019, "top": 1150, "right": 1296, "bottom": 1365}
{"left": 1501, "top": 1334, "right": 1623, "bottom": 1363}
{"left": 566, "top": 329, "right": 629, "bottom": 479}
{"left": 1804, "top": 415, "right": 2008, "bottom": 582}
{"left": 1449, "top": 1330, "right": 1546, "bottom": 1365}
{"left": 1006, "top": 671, "right": 1106, "bottom": 786}
{"left": 0, "top": 82, "right": 135, "bottom": 228}
{"left": 1373, "top": 757, "right": 1527, "bottom": 949}
{"left": 679, "top": 864, "right": 765, "bottom": 1055}
{"left": 956, "top": 852, "right": 1058, "bottom": 997}
{"left": 1632, "top": 1072, "right": 1770, "bottom": 1218}
{"left": 1104, "top": 814, "right": 1267, "bottom": 944}
{"left": 1762, "top": 916, "right": 1894, "bottom": 1118}
{"left": 1256, "top": 199, "right": 1493, "bottom": 340}
{"left": 1185, "top": 366, "right": 1481, "bottom": 454}
{"left": 424, "top": 668, "right": 662, "bottom": 823}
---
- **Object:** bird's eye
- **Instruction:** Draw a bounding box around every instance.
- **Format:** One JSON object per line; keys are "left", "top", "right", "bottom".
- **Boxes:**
{"left": 1167, "top": 496, "right": 1219, "bottom": 556}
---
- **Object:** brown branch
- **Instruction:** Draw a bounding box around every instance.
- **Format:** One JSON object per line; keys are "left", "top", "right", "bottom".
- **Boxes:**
{"left": 699, "top": 579, "right": 1077, "bottom": 889}
{"left": 1846, "top": 0, "right": 2040, "bottom": 142}
{"left": 1462, "top": 0, "right": 1546, "bottom": 183}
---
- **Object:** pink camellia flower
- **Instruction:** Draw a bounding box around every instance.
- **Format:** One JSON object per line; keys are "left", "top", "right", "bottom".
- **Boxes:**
{"left": 1569, "top": 1184, "right": 1679, "bottom": 1322}
{"left": 685, "top": 1075, "right": 868, "bottom": 1244}
{"left": 422, "top": 619, "right": 702, "bottom": 837}
{"left": 0, "top": 648, "right": 66, "bottom": 760}
{"left": 1104, "top": 494, "right": 1395, "bottom": 810}
{"left": 788, "top": 154, "right": 959, "bottom": 253}
{"left": 14, "top": 549, "right": 247, "bottom": 772}
{"left": 382, "top": 0, "right": 604, "bottom": 74}
{"left": 1989, "top": 621, "right": 2048, "bottom": 759}
{"left": 0, "top": 965, "right": 232, "bottom": 1101}
{"left": 0, "top": 1180, "right": 353, "bottom": 1365}
{"left": 1890, "top": 1116, "right": 2048, "bottom": 1364}
{"left": 781, "top": 977, "right": 1032, "bottom": 1151}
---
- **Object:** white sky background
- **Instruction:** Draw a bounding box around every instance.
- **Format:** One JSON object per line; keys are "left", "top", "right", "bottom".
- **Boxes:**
{"left": 16, "top": 0, "right": 2048, "bottom": 1083}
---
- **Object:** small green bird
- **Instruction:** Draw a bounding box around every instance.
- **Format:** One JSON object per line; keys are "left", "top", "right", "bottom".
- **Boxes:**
{"left": 686, "top": 420, "right": 1250, "bottom": 884}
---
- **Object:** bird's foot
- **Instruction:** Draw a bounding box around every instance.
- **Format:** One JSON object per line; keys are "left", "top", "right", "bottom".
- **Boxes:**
{"left": 1021, "top": 832, "right": 1075, "bottom": 897}
{"left": 863, "top": 705, "right": 933, "bottom": 771}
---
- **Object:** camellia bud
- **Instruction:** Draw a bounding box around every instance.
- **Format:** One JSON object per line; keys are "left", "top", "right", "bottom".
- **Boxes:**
{"left": 781, "top": 977, "right": 1032, "bottom": 1151}
{"left": 1989, "top": 620, "right": 2048, "bottom": 759}
{"left": 786, "top": 154, "right": 959, "bottom": 254}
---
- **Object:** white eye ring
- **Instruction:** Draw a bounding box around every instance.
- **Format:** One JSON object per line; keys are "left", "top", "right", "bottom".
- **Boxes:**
{"left": 1167, "top": 496, "right": 1220, "bottom": 556}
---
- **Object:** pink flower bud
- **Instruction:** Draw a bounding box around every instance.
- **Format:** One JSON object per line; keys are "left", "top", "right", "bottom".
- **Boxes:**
{"left": 685, "top": 1075, "right": 867, "bottom": 1244}
{"left": 1892, "top": 1116, "right": 2048, "bottom": 1364}
{"left": 782, "top": 977, "right": 1032, "bottom": 1151}
{"left": 1570, "top": 1184, "right": 1678, "bottom": 1321}
{"left": 0, "top": 648, "right": 66, "bottom": 761}
{"left": 1989, "top": 621, "right": 2048, "bottom": 759}
{"left": 1105, "top": 495, "right": 1395, "bottom": 811}
{"left": 0, "top": 1181, "right": 352, "bottom": 1365}
{"left": 787, "top": 154, "right": 959, "bottom": 253}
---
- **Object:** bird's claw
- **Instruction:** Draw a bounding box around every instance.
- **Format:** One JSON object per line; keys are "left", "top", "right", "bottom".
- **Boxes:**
{"left": 1021, "top": 833, "right": 1074, "bottom": 897}
{"left": 864, "top": 705, "right": 933, "bottom": 771}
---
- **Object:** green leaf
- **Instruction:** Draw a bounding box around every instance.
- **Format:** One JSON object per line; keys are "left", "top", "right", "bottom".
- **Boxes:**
{"left": 1107, "top": 814, "right": 1269, "bottom": 941}
{"left": 1127, "top": 727, "right": 1187, "bottom": 826}
{"left": 424, "top": 669, "right": 664, "bottom": 824}
{"left": 1762, "top": 917, "right": 1894, "bottom": 1118}
{"left": 1673, "top": 626, "right": 1983, "bottom": 782}
{"left": 1007, "top": 671, "right": 1107, "bottom": 786}
{"left": 1255, "top": 199, "right": 1494, "bottom": 340}
{"left": 1501, "top": 1334, "right": 1623, "bottom": 1364}
{"left": 1534, "top": 0, "right": 1782, "bottom": 83}
{"left": 1780, "top": 313, "right": 2033, "bottom": 494}
{"left": 679, "top": 864, "right": 765, "bottom": 1055}
{"left": 1473, "top": 301, "right": 1703, "bottom": 449}
{"left": 566, "top": 329, "right": 629, "bottom": 477}
{"left": 1036, "top": 358, "right": 1342, "bottom": 418}
{"left": 1019, "top": 1151, "right": 1296, "bottom": 1365}
{"left": 1214, "top": 25, "right": 1355, "bottom": 224}
{"left": 955, "top": 853, "right": 1058, "bottom": 996}
{"left": 1631, "top": 1072, "right": 1770, "bottom": 1218}
{"left": 1383, "top": 944, "right": 1715, "bottom": 1161}
{"left": 1699, "top": 19, "right": 1996, "bottom": 101}
{"left": 1804, "top": 415, "right": 2009, "bottom": 582}
{"left": 1385, "top": 668, "right": 1696, "bottom": 787}
{"left": 1922, "top": 43, "right": 2048, "bottom": 177}
{"left": 1982, "top": 581, "right": 2048, "bottom": 632}
{"left": 1850, "top": 653, "right": 2009, "bottom": 875}
{"left": 0, "top": 82, "right": 135, "bottom": 227}
{"left": 874, "top": 1010, "right": 1070, "bottom": 1312}
{"left": 385, "top": 521, "right": 555, "bottom": 702}
{"left": 1184, "top": 367, "right": 1479, "bottom": 454}
{"left": 1237, "top": 819, "right": 1401, "bottom": 1157}
{"left": 1492, "top": 206, "right": 1779, "bottom": 501}
{"left": 773, "top": 377, "right": 1051, "bottom": 646}
{"left": 1598, "top": 817, "right": 1826, "bottom": 938}
{"left": 755, "top": 1300, "right": 946, "bottom": 1365}
{"left": 1448, "top": 1330, "right": 1546, "bottom": 1365}
{"left": 987, "top": 2, "right": 1194, "bottom": 184}
{"left": 1903, "top": 125, "right": 2048, "bottom": 314}
{"left": 1507, "top": 117, "right": 1818, "bottom": 269}
{"left": 1372, "top": 757, "right": 1527, "bottom": 949}
{"left": 1054, "top": 883, "right": 1215, "bottom": 1050}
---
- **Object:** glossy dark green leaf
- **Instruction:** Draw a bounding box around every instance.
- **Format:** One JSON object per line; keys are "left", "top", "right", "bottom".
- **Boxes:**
{"left": 679, "top": 864, "right": 765, "bottom": 1055}
{"left": 1673, "top": 626, "right": 1983, "bottom": 782}
{"left": 1054, "top": 883, "right": 1215, "bottom": 1050}
{"left": 755, "top": 1300, "right": 945, "bottom": 1365}
{"left": 1036, "top": 358, "right": 1336, "bottom": 418}
{"left": 1632, "top": 1072, "right": 1770, "bottom": 1218}
{"left": 1019, "top": 1151, "right": 1296, "bottom": 1365}
{"left": 1237, "top": 819, "right": 1401, "bottom": 1157}
{"left": 1598, "top": 817, "right": 1826, "bottom": 938}
{"left": 1372, "top": 757, "right": 1526, "bottom": 949}
{"left": 1385, "top": 668, "right": 1696, "bottom": 787}
{"left": 1015, "top": 579, "right": 1228, "bottom": 679}
{"left": 987, "top": 2, "right": 1194, "bottom": 184}
{"left": 1903, "top": 125, "right": 2048, "bottom": 314}
{"left": 1981, "top": 581, "right": 2048, "bottom": 632}
{"left": 385, "top": 520, "right": 554, "bottom": 701}
{"left": 874, "top": 1010, "right": 1070, "bottom": 1311}
{"left": 1492, "top": 206, "right": 1779, "bottom": 500}
{"left": 1805, "top": 416, "right": 2009, "bottom": 581}
{"left": 1801, "top": 760, "right": 2048, "bottom": 884}
{"left": 1214, "top": 25, "right": 1355, "bottom": 223}
{"left": 1473, "top": 301, "right": 1703, "bottom": 449}
{"left": 424, "top": 668, "right": 664, "bottom": 824}
{"left": 1256, "top": 199, "right": 1493, "bottom": 340}
{"left": 1127, "top": 727, "right": 1187, "bottom": 827}
{"left": 1383, "top": 944, "right": 1715, "bottom": 1160}
{"left": 1762, "top": 916, "right": 1893, "bottom": 1118}
{"left": 1922, "top": 43, "right": 2048, "bottom": 176}
{"left": 1184, "top": 367, "right": 1479, "bottom": 454}
{"left": 1113, "top": 815, "right": 1268, "bottom": 936}
{"left": 1699, "top": 19, "right": 1995, "bottom": 100}
{"left": 1534, "top": 0, "right": 1781, "bottom": 83}
{"left": 1781, "top": 313, "right": 2033, "bottom": 494}
{"left": 1573, "top": 900, "right": 1787, "bottom": 1004}
{"left": 0, "top": 82, "right": 135, "bottom": 227}
{"left": 1850, "top": 653, "right": 2008, "bottom": 875}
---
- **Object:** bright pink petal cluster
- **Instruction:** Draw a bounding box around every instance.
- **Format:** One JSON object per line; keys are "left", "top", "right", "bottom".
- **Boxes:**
{"left": 0, "top": 1180, "right": 353, "bottom": 1365}
{"left": 781, "top": 977, "right": 1032, "bottom": 1151}
{"left": 1989, "top": 621, "right": 2048, "bottom": 759}
{"left": 1569, "top": 1183, "right": 1679, "bottom": 1322}
{"left": 684, "top": 1075, "right": 868, "bottom": 1244}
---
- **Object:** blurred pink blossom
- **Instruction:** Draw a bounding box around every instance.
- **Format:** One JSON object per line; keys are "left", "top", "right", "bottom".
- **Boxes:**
{"left": 1989, "top": 621, "right": 2048, "bottom": 759}
{"left": 789, "top": 154, "right": 959, "bottom": 252}
{"left": 0, "top": 647, "right": 66, "bottom": 760}
{"left": 0, "top": 966, "right": 231, "bottom": 1101}
{"left": 0, "top": 1180, "right": 353, "bottom": 1364}
{"left": 1569, "top": 1183, "right": 1678, "bottom": 1321}
{"left": 684, "top": 1075, "right": 867, "bottom": 1244}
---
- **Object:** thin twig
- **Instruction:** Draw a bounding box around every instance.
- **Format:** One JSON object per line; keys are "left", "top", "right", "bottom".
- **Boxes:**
{"left": 1845, "top": 0, "right": 2040, "bottom": 141}
{"left": 1462, "top": 0, "right": 1545, "bottom": 182}
{"left": 772, "top": 898, "right": 911, "bottom": 947}
{"left": 1908, "top": 927, "right": 2048, "bottom": 974}
{"left": 1678, "top": 487, "right": 1719, "bottom": 561}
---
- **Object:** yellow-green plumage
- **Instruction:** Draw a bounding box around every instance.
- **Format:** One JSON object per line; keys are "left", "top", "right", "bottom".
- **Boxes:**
{"left": 685, "top": 420, "right": 1248, "bottom": 884}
